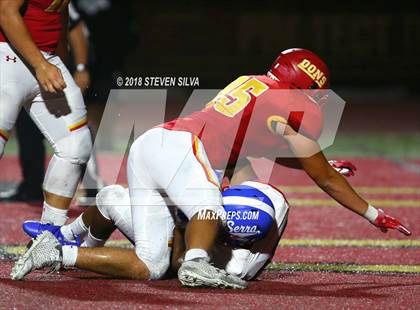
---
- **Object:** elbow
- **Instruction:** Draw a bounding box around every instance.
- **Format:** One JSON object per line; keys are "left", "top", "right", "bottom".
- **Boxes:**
{"left": 313, "top": 171, "right": 339, "bottom": 193}
{"left": 318, "top": 178, "right": 334, "bottom": 193}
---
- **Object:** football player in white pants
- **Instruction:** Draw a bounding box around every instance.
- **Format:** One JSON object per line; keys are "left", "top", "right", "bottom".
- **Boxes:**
{"left": 11, "top": 49, "right": 411, "bottom": 287}
{"left": 14, "top": 158, "right": 353, "bottom": 281}
{"left": 84, "top": 181, "right": 290, "bottom": 281}
{"left": 66, "top": 181, "right": 289, "bottom": 281}
{"left": 0, "top": 1, "right": 92, "bottom": 225}
{"left": 13, "top": 127, "right": 247, "bottom": 289}
{"left": 8, "top": 154, "right": 356, "bottom": 280}
{"left": 14, "top": 179, "right": 289, "bottom": 282}
{"left": 11, "top": 146, "right": 411, "bottom": 284}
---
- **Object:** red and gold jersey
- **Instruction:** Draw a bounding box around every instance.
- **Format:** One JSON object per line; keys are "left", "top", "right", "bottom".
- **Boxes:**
{"left": 162, "top": 75, "right": 323, "bottom": 169}
{"left": 0, "top": 0, "right": 69, "bottom": 53}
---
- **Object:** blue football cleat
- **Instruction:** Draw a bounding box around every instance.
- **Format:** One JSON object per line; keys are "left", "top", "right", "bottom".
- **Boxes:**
{"left": 22, "top": 220, "right": 81, "bottom": 246}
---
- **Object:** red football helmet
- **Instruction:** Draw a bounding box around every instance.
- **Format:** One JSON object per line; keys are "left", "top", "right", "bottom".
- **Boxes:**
{"left": 268, "top": 48, "right": 330, "bottom": 90}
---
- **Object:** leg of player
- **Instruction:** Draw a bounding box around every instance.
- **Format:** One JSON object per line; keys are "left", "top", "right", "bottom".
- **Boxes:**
{"left": 77, "top": 134, "right": 106, "bottom": 206}
{"left": 179, "top": 162, "right": 258, "bottom": 274}
{"left": 0, "top": 43, "right": 31, "bottom": 160}
{"left": 11, "top": 185, "right": 153, "bottom": 280}
{"left": 11, "top": 230, "right": 151, "bottom": 280}
{"left": 73, "top": 247, "right": 150, "bottom": 279}
{"left": 23, "top": 185, "right": 129, "bottom": 247}
{"left": 81, "top": 206, "right": 115, "bottom": 246}
{"left": 75, "top": 185, "right": 184, "bottom": 279}
{"left": 181, "top": 161, "right": 258, "bottom": 260}
{"left": 28, "top": 54, "right": 93, "bottom": 225}
{"left": 170, "top": 226, "right": 186, "bottom": 272}
{"left": 66, "top": 184, "right": 148, "bottom": 279}
{"left": 183, "top": 212, "right": 219, "bottom": 260}
{"left": 181, "top": 159, "right": 258, "bottom": 263}
{"left": 61, "top": 205, "right": 115, "bottom": 247}
{"left": 22, "top": 203, "right": 112, "bottom": 246}
{"left": 77, "top": 184, "right": 132, "bottom": 246}
{"left": 132, "top": 129, "right": 246, "bottom": 288}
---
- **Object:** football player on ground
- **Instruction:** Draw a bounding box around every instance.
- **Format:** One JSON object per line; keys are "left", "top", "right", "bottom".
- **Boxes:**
{"left": 9, "top": 169, "right": 338, "bottom": 281}
{"left": 19, "top": 181, "right": 292, "bottom": 281}
{"left": 11, "top": 49, "right": 411, "bottom": 288}
{"left": 0, "top": 0, "right": 92, "bottom": 225}
{"left": 16, "top": 159, "right": 410, "bottom": 282}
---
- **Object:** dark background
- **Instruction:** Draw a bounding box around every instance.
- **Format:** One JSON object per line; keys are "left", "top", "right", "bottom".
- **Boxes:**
{"left": 75, "top": 0, "right": 420, "bottom": 90}
{"left": 74, "top": 0, "right": 420, "bottom": 130}
{"left": 133, "top": 1, "right": 419, "bottom": 90}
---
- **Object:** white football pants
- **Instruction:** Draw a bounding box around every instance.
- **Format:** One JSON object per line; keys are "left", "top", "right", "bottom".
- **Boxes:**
{"left": 0, "top": 43, "right": 92, "bottom": 198}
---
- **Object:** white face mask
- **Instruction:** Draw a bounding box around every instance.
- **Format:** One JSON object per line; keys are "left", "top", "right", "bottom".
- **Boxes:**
{"left": 266, "top": 71, "right": 279, "bottom": 81}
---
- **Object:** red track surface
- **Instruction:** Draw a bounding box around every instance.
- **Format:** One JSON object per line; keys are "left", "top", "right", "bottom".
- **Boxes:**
{"left": 275, "top": 247, "right": 420, "bottom": 265}
{"left": 0, "top": 155, "right": 419, "bottom": 308}
{"left": 0, "top": 263, "right": 419, "bottom": 309}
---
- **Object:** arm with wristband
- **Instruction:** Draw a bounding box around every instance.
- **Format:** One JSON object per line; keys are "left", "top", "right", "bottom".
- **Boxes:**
{"left": 274, "top": 122, "right": 411, "bottom": 236}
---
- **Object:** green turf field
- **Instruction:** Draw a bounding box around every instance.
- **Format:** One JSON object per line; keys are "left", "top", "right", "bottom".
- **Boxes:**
{"left": 325, "top": 132, "right": 420, "bottom": 158}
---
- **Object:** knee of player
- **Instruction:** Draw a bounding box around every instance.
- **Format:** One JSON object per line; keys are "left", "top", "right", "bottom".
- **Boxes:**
{"left": 125, "top": 253, "right": 151, "bottom": 280}
{"left": 134, "top": 250, "right": 170, "bottom": 280}
{"left": 147, "top": 260, "right": 170, "bottom": 280}
{"left": 54, "top": 128, "right": 92, "bottom": 164}
{"left": 96, "top": 185, "right": 129, "bottom": 221}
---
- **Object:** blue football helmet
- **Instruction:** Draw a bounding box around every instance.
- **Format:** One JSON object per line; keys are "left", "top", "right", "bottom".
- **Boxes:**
{"left": 222, "top": 181, "right": 276, "bottom": 246}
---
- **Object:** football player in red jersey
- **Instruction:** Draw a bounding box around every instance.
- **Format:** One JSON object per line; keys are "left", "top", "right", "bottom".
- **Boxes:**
{"left": 12, "top": 49, "right": 410, "bottom": 288}
{"left": 0, "top": 0, "right": 92, "bottom": 225}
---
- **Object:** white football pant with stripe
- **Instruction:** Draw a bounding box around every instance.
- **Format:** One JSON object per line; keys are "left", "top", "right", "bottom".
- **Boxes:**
{"left": 95, "top": 179, "right": 289, "bottom": 280}
{"left": 0, "top": 43, "right": 92, "bottom": 198}
{"left": 126, "top": 127, "right": 223, "bottom": 279}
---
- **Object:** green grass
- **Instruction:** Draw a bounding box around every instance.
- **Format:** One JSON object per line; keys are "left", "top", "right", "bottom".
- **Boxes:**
{"left": 325, "top": 132, "right": 420, "bottom": 158}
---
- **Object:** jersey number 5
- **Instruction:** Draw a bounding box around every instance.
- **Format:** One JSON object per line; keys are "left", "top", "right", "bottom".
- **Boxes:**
{"left": 207, "top": 76, "right": 269, "bottom": 117}
{"left": 45, "top": 0, "right": 70, "bottom": 13}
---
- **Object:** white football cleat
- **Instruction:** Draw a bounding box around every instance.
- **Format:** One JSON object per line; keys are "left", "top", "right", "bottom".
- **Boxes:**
{"left": 178, "top": 257, "right": 247, "bottom": 289}
{"left": 11, "top": 231, "right": 62, "bottom": 280}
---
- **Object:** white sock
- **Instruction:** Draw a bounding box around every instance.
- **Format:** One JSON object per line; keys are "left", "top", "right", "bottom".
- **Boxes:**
{"left": 41, "top": 202, "right": 68, "bottom": 225}
{"left": 61, "top": 215, "right": 89, "bottom": 241}
{"left": 184, "top": 248, "right": 208, "bottom": 261}
{"left": 81, "top": 229, "right": 106, "bottom": 248}
{"left": 364, "top": 204, "right": 379, "bottom": 222}
{"left": 62, "top": 245, "right": 78, "bottom": 267}
{"left": 60, "top": 225, "right": 75, "bottom": 242}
